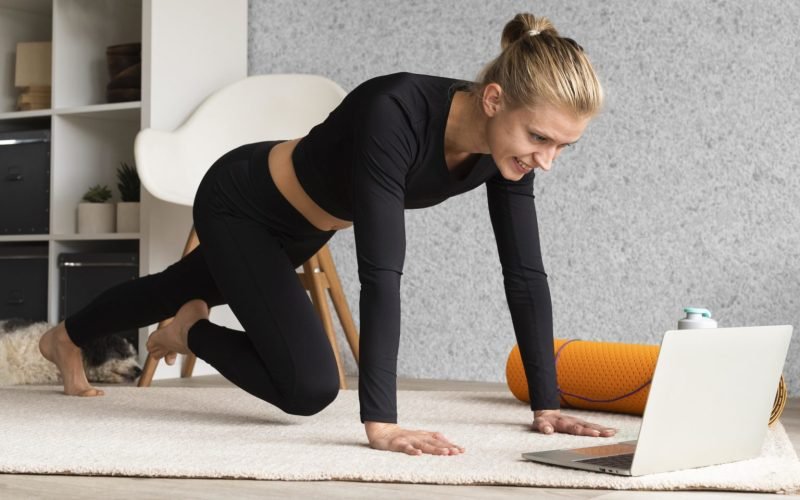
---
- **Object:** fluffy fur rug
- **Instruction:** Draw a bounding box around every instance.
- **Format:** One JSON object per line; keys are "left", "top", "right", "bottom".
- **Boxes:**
{"left": 0, "top": 319, "right": 142, "bottom": 386}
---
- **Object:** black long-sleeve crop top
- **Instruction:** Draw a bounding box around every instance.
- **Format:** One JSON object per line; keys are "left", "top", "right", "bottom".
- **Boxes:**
{"left": 292, "top": 72, "right": 560, "bottom": 423}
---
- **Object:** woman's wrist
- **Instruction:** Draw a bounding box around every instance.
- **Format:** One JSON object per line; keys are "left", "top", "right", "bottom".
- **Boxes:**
{"left": 533, "top": 409, "right": 560, "bottom": 418}
{"left": 364, "top": 421, "right": 399, "bottom": 439}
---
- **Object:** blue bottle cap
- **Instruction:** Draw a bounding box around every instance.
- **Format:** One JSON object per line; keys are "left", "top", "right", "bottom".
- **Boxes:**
{"left": 683, "top": 307, "right": 712, "bottom": 318}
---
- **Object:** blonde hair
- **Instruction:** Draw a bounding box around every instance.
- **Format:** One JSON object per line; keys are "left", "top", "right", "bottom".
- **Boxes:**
{"left": 469, "top": 13, "right": 603, "bottom": 117}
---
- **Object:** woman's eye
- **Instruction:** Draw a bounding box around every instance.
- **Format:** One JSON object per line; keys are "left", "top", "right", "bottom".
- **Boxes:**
{"left": 531, "top": 133, "right": 547, "bottom": 142}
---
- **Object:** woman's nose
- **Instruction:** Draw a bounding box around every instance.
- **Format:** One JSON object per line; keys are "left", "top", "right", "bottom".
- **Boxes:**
{"left": 534, "top": 145, "right": 558, "bottom": 171}
{"left": 533, "top": 153, "right": 552, "bottom": 171}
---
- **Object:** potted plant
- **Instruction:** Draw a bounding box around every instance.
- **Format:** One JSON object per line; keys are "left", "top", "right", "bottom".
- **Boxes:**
{"left": 77, "top": 184, "right": 115, "bottom": 233}
{"left": 116, "top": 161, "right": 140, "bottom": 233}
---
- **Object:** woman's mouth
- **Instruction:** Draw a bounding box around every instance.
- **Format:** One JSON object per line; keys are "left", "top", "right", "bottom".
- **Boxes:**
{"left": 513, "top": 157, "right": 533, "bottom": 174}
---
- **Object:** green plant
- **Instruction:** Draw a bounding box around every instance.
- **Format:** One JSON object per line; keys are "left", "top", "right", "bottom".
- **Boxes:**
{"left": 82, "top": 184, "right": 112, "bottom": 203}
{"left": 116, "top": 161, "right": 140, "bottom": 202}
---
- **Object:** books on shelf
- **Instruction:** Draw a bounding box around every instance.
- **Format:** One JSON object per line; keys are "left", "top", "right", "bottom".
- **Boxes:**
{"left": 16, "top": 85, "right": 51, "bottom": 111}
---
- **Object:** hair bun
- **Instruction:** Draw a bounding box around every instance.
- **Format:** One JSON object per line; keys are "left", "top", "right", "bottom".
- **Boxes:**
{"left": 500, "top": 13, "right": 558, "bottom": 50}
{"left": 473, "top": 12, "right": 602, "bottom": 117}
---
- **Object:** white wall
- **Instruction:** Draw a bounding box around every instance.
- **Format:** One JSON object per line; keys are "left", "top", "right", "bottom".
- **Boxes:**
{"left": 246, "top": 0, "right": 800, "bottom": 394}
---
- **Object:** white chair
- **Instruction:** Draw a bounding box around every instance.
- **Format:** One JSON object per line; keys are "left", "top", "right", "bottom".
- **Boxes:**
{"left": 133, "top": 74, "right": 359, "bottom": 389}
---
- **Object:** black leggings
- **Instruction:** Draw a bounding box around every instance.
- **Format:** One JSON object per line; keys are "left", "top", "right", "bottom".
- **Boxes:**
{"left": 65, "top": 141, "right": 340, "bottom": 416}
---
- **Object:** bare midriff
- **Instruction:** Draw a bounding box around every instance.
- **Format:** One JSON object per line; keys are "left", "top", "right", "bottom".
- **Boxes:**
{"left": 268, "top": 138, "right": 353, "bottom": 232}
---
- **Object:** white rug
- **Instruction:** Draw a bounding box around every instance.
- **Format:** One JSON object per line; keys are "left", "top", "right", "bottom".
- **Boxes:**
{"left": 1, "top": 386, "right": 799, "bottom": 493}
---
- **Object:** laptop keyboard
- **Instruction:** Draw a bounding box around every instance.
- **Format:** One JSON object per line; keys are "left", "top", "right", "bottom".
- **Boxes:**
{"left": 577, "top": 453, "right": 635, "bottom": 469}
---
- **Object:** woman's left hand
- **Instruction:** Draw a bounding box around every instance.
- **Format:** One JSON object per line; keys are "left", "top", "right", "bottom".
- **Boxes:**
{"left": 532, "top": 409, "right": 617, "bottom": 437}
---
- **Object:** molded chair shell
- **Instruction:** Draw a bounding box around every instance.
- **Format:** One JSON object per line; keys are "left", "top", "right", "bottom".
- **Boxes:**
{"left": 134, "top": 74, "right": 347, "bottom": 206}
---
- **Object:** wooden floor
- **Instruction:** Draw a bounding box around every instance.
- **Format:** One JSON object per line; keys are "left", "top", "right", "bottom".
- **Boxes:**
{"left": 2, "top": 374, "right": 798, "bottom": 499}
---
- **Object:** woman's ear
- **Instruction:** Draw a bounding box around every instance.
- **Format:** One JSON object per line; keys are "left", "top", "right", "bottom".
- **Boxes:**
{"left": 482, "top": 83, "right": 503, "bottom": 117}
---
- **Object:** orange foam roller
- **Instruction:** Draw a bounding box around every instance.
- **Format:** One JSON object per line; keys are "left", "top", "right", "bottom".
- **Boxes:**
{"left": 506, "top": 339, "right": 787, "bottom": 425}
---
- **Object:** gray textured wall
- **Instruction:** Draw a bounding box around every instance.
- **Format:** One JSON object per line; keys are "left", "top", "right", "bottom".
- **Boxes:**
{"left": 247, "top": 0, "right": 800, "bottom": 396}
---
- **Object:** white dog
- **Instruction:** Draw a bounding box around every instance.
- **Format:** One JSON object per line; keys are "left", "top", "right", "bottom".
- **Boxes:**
{"left": 0, "top": 319, "right": 142, "bottom": 386}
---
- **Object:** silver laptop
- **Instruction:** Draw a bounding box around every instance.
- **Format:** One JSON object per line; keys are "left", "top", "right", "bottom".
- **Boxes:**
{"left": 522, "top": 325, "right": 793, "bottom": 476}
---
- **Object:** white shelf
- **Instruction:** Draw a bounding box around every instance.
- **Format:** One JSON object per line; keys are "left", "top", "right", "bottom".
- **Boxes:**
{"left": 55, "top": 101, "right": 141, "bottom": 120}
{"left": 0, "top": 109, "right": 52, "bottom": 120}
{"left": 0, "top": 234, "right": 49, "bottom": 242}
{"left": 0, "top": 233, "right": 139, "bottom": 243}
{"left": 0, "top": 102, "right": 141, "bottom": 122}
{"left": 52, "top": 232, "right": 140, "bottom": 241}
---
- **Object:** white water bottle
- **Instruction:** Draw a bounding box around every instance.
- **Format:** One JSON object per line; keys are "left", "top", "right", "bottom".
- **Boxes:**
{"left": 678, "top": 307, "right": 718, "bottom": 329}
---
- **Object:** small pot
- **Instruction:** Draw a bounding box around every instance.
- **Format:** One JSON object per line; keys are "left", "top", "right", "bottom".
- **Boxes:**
{"left": 77, "top": 202, "right": 116, "bottom": 234}
{"left": 116, "top": 202, "right": 140, "bottom": 233}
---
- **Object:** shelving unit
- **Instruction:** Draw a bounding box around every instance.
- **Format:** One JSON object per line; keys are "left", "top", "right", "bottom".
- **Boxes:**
{"left": 0, "top": 0, "right": 247, "bottom": 379}
{"left": 1, "top": 0, "right": 143, "bottom": 341}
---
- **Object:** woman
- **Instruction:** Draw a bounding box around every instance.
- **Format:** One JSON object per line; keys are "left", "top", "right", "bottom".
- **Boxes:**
{"left": 39, "top": 13, "right": 617, "bottom": 456}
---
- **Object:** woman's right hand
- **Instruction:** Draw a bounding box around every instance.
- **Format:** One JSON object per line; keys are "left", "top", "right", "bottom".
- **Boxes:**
{"left": 365, "top": 421, "right": 466, "bottom": 456}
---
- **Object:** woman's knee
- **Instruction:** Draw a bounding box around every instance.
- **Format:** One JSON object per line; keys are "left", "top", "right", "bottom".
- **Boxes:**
{"left": 282, "top": 374, "right": 340, "bottom": 416}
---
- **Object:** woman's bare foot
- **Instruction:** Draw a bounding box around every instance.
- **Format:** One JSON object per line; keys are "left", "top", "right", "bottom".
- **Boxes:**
{"left": 147, "top": 299, "right": 209, "bottom": 365}
{"left": 38, "top": 322, "right": 105, "bottom": 397}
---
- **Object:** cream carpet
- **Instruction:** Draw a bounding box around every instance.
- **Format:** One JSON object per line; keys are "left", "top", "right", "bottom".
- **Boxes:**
{"left": 1, "top": 386, "right": 799, "bottom": 493}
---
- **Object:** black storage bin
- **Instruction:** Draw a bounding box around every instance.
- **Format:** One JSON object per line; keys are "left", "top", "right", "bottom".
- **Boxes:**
{"left": 0, "top": 129, "right": 50, "bottom": 234}
{"left": 59, "top": 252, "right": 139, "bottom": 350}
{"left": 0, "top": 244, "right": 48, "bottom": 321}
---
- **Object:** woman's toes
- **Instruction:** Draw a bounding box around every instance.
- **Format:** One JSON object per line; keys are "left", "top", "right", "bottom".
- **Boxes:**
{"left": 79, "top": 388, "right": 104, "bottom": 397}
{"left": 147, "top": 320, "right": 191, "bottom": 359}
{"left": 146, "top": 332, "right": 165, "bottom": 358}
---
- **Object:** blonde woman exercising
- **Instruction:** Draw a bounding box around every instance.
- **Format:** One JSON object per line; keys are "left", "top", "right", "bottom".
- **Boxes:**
{"left": 40, "top": 13, "right": 617, "bottom": 456}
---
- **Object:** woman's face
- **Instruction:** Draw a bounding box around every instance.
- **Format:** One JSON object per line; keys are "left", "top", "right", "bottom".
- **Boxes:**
{"left": 483, "top": 85, "right": 591, "bottom": 181}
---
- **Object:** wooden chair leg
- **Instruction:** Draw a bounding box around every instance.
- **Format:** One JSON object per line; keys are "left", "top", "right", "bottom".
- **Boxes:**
{"left": 317, "top": 245, "right": 360, "bottom": 363}
{"left": 179, "top": 229, "right": 201, "bottom": 378}
{"left": 180, "top": 345, "right": 198, "bottom": 378}
{"left": 137, "top": 350, "right": 159, "bottom": 387}
{"left": 303, "top": 255, "right": 348, "bottom": 389}
{"left": 137, "top": 226, "right": 200, "bottom": 387}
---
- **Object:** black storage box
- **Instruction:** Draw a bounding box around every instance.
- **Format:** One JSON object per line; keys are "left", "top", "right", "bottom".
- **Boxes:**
{"left": 0, "top": 129, "right": 50, "bottom": 234}
{"left": 0, "top": 244, "right": 48, "bottom": 321}
{"left": 59, "top": 252, "right": 139, "bottom": 350}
